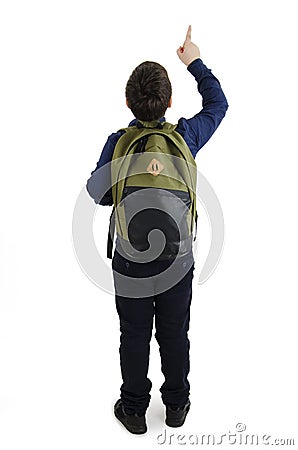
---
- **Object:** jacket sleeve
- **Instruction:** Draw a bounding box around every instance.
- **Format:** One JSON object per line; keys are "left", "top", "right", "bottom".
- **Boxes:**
{"left": 86, "top": 131, "right": 123, "bottom": 205}
{"left": 176, "top": 58, "right": 229, "bottom": 158}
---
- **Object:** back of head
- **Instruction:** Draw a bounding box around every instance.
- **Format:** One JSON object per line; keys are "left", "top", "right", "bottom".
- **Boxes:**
{"left": 125, "top": 61, "right": 172, "bottom": 121}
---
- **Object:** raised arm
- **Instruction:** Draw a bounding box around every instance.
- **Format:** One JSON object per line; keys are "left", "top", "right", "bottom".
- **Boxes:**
{"left": 176, "top": 26, "right": 228, "bottom": 157}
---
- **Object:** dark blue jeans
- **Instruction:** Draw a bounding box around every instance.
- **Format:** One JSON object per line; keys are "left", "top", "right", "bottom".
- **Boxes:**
{"left": 112, "top": 249, "right": 195, "bottom": 415}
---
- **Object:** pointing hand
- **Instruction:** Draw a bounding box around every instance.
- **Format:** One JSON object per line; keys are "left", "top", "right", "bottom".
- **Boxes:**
{"left": 177, "top": 25, "right": 201, "bottom": 66}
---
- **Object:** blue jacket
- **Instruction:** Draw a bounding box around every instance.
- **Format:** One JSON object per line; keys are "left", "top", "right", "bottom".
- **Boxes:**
{"left": 86, "top": 58, "right": 228, "bottom": 206}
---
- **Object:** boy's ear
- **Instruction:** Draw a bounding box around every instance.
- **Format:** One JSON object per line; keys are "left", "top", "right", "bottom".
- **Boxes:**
{"left": 126, "top": 99, "right": 130, "bottom": 109}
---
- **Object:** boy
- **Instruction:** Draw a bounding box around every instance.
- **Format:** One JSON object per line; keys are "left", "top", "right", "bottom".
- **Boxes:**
{"left": 86, "top": 26, "right": 228, "bottom": 434}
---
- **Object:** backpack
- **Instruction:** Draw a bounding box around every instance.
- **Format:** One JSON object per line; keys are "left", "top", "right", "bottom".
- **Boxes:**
{"left": 107, "top": 120, "right": 197, "bottom": 262}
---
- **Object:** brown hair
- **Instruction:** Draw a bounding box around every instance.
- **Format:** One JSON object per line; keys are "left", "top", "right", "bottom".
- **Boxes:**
{"left": 125, "top": 61, "right": 172, "bottom": 121}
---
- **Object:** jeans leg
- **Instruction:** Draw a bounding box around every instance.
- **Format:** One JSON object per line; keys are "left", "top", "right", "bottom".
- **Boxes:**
{"left": 115, "top": 294, "right": 155, "bottom": 415}
{"left": 154, "top": 262, "right": 194, "bottom": 408}
{"left": 112, "top": 250, "right": 156, "bottom": 414}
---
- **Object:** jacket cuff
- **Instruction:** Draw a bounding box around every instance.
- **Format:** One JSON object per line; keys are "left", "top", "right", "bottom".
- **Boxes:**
{"left": 187, "top": 58, "right": 204, "bottom": 75}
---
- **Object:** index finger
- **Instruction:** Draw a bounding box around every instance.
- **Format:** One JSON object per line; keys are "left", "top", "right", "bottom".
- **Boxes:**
{"left": 183, "top": 25, "right": 192, "bottom": 47}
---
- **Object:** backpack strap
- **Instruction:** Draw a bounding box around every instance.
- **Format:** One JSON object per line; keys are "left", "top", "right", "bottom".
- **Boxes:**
{"left": 193, "top": 210, "right": 198, "bottom": 241}
{"left": 107, "top": 205, "right": 115, "bottom": 259}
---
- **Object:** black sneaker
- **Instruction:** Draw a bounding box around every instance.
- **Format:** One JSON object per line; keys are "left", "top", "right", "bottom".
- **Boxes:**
{"left": 165, "top": 400, "right": 191, "bottom": 427}
{"left": 114, "top": 399, "right": 147, "bottom": 434}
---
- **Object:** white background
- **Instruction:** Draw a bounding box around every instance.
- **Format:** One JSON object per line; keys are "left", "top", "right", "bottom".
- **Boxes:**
{"left": 1, "top": 0, "right": 297, "bottom": 448}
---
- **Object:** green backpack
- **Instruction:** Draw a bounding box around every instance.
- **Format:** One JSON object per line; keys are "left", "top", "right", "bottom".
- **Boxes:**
{"left": 107, "top": 120, "right": 197, "bottom": 261}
